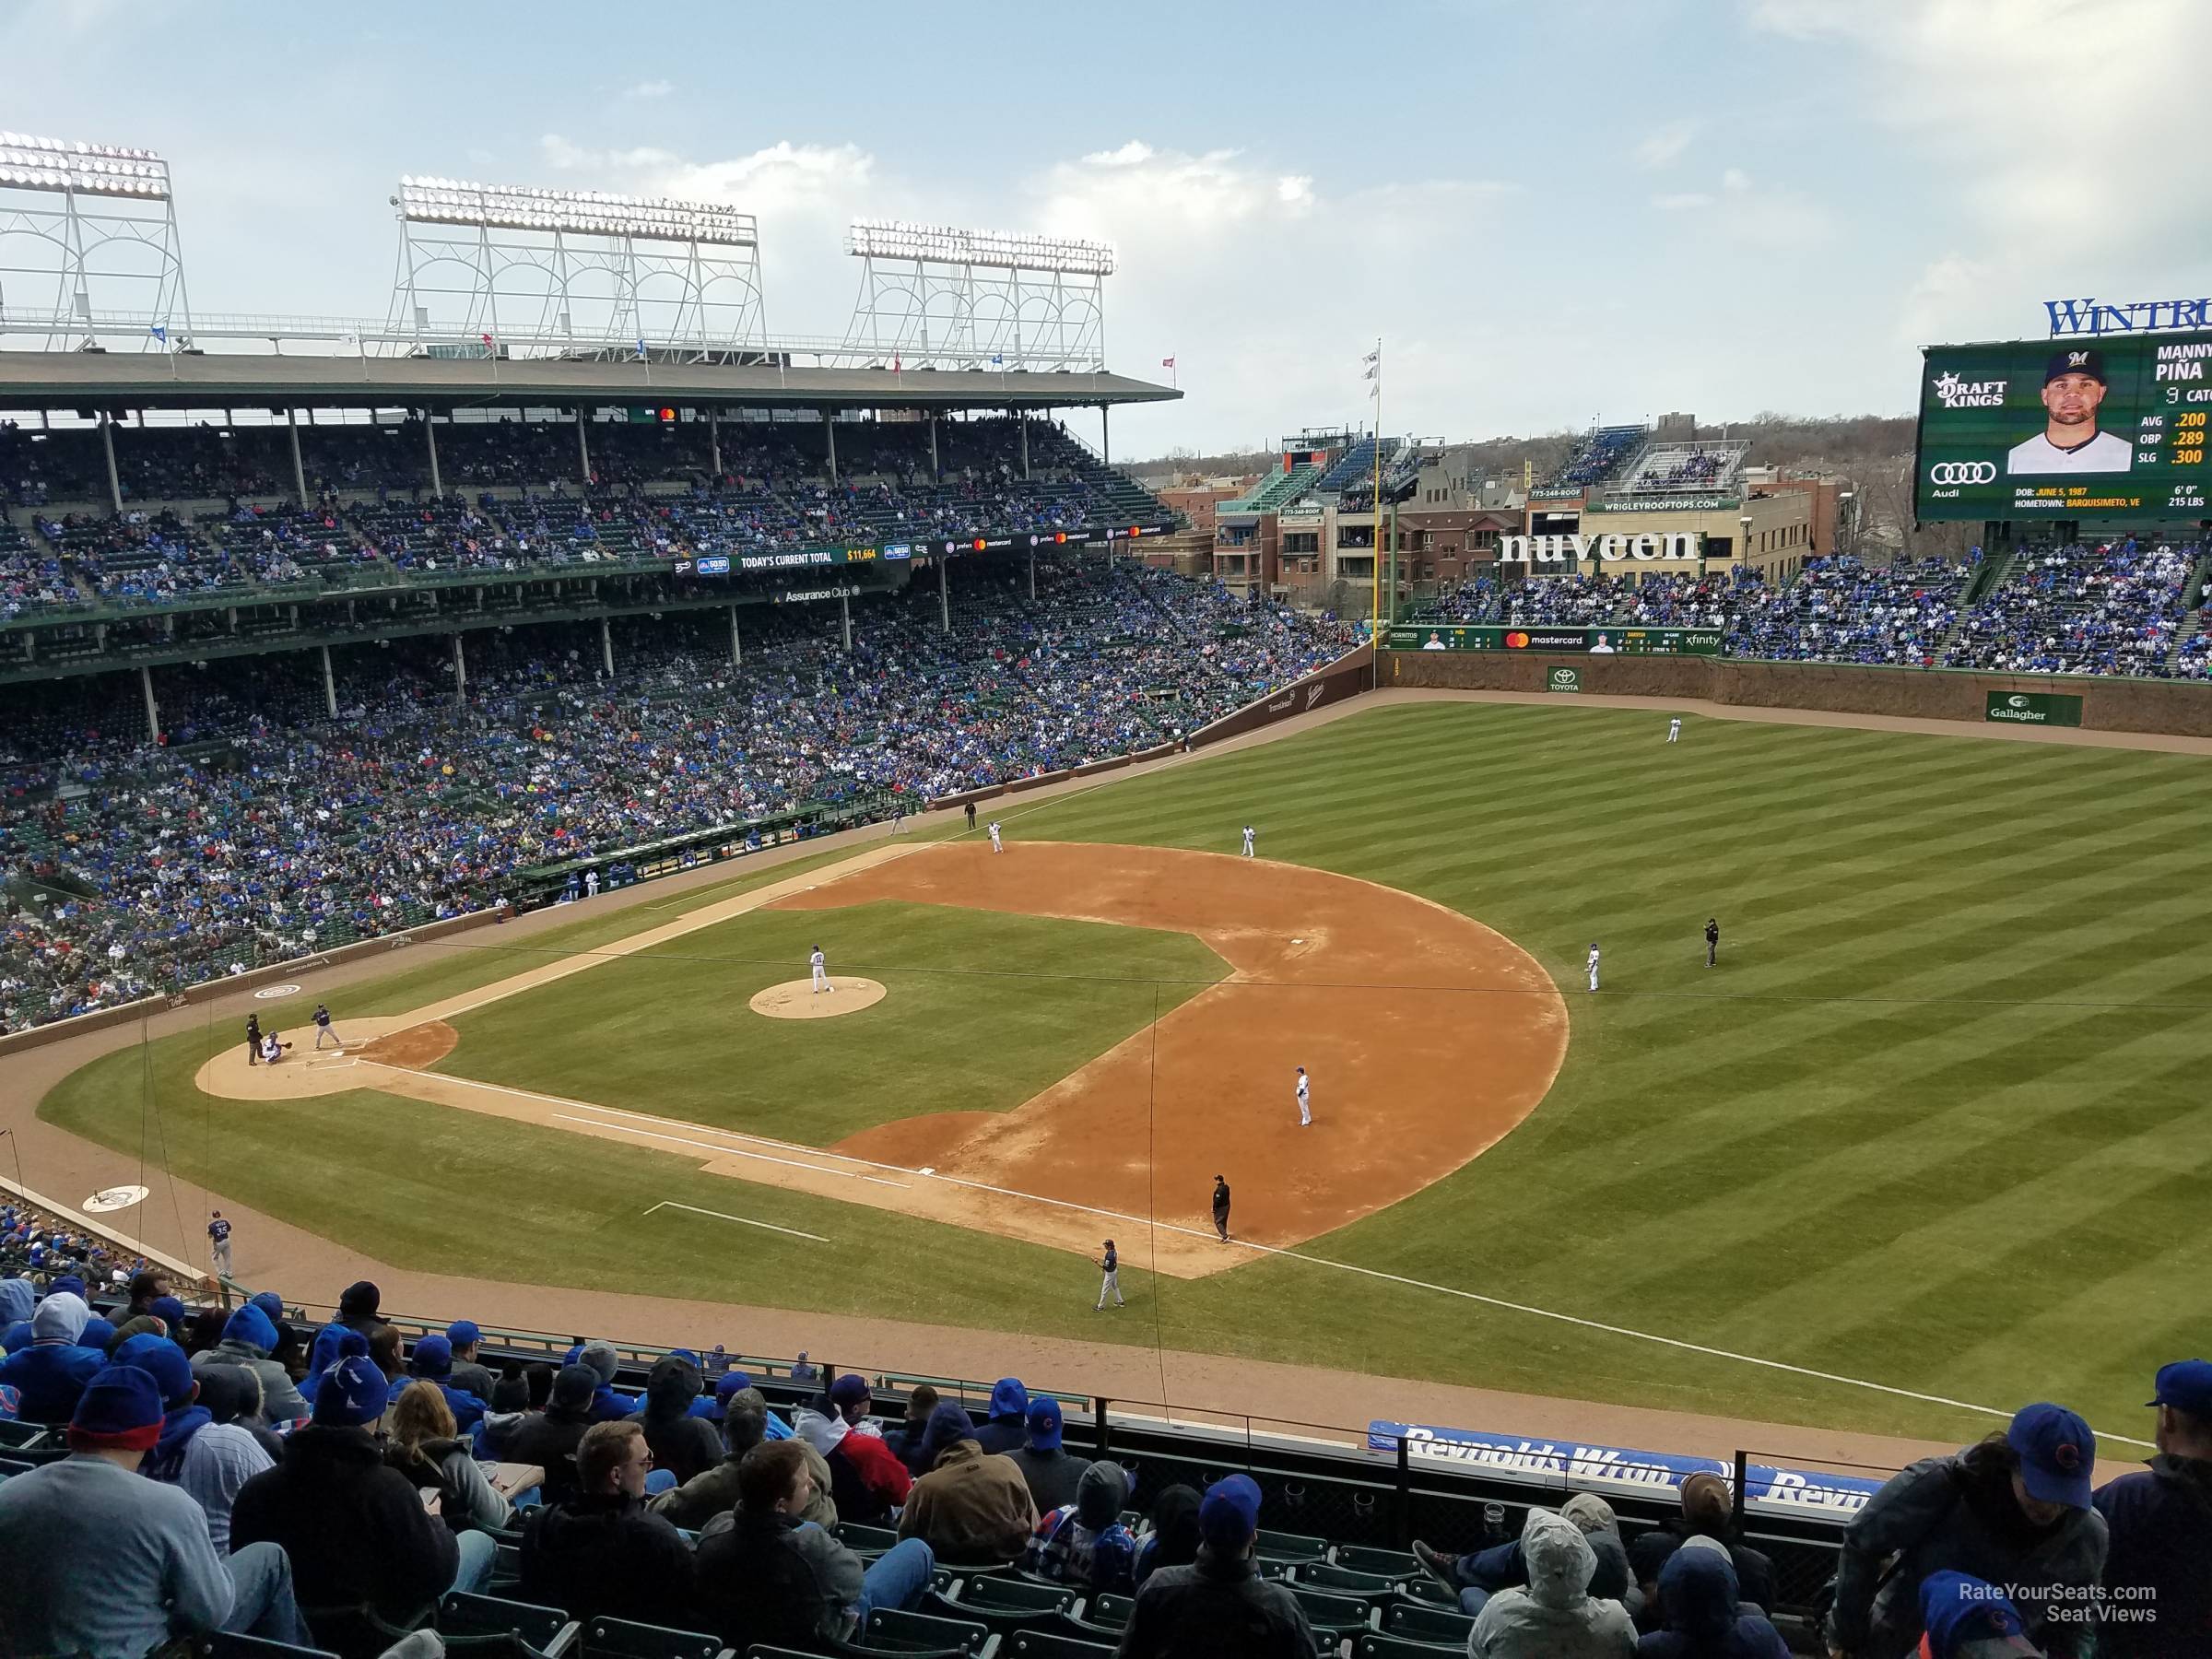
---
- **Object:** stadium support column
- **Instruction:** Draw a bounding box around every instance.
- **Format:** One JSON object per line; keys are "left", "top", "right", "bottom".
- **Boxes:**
{"left": 425, "top": 414, "right": 443, "bottom": 498}
{"left": 1100, "top": 406, "right": 1110, "bottom": 468}
{"left": 709, "top": 407, "right": 722, "bottom": 478}
{"left": 577, "top": 409, "right": 592, "bottom": 486}
{"left": 320, "top": 644, "right": 335, "bottom": 717}
{"left": 840, "top": 591, "right": 852, "bottom": 653}
{"left": 729, "top": 605, "right": 742, "bottom": 666}
{"left": 139, "top": 665, "right": 159, "bottom": 745}
{"left": 452, "top": 633, "right": 466, "bottom": 708}
{"left": 1029, "top": 547, "right": 1036, "bottom": 600}
{"left": 601, "top": 616, "right": 614, "bottom": 675}
{"left": 287, "top": 408, "right": 309, "bottom": 507}
{"left": 938, "top": 555, "right": 950, "bottom": 633}
{"left": 824, "top": 408, "right": 837, "bottom": 482}
{"left": 101, "top": 415, "right": 123, "bottom": 514}
{"left": 929, "top": 416, "right": 939, "bottom": 477}
{"left": 1019, "top": 413, "right": 1030, "bottom": 480}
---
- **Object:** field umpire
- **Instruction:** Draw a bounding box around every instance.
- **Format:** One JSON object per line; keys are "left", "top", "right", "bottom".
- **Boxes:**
{"left": 1212, "top": 1175, "right": 1231, "bottom": 1242}
{"left": 1705, "top": 918, "right": 1720, "bottom": 968}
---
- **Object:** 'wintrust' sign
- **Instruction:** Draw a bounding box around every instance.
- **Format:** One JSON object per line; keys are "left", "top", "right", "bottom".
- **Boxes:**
{"left": 2046, "top": 296, "right": 2212, "bottom": 335}
{"left": 1500, "top": 532, "right": 1700, "bottom": 566}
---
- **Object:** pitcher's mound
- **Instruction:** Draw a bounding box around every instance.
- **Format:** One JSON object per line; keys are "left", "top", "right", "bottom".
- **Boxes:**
{"left": 749, "top": 978, "right": 886, "bottom": 1019}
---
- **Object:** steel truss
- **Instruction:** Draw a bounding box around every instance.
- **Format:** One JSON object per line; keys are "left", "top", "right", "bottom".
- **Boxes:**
{"left": 0, "top": 134, "right": 191, "bottom": 350}
{"left": 842, "top": 220, "right": 1110, "bottom": 371}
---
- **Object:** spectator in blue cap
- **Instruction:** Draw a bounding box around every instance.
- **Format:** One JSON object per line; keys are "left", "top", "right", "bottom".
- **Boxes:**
{"left": 190, "top": 1301, "right": 308, "bottom": 1428}
{"left": 406, "top": 1332, "right": 487, "bottom": 1433}
{"left": 444, "top": 1319, "right": 497, "bottom": 1401}
{"left": 1119, "top": 1473, "right": 1315, "bottom": 1659}
{"left": 0, "top": 1362, "right": 312, "bottom": 1654}
{"left": 1916, "top": 1571, "right": 2041, "bottom": 1658}
{"left": 1828, "top": 1403, "right": 2107, "bottom": 1659}
{"left": 2092, "top": 1359, "right": 2212, "bottom": 1658}
{"left": 1008, "top": 1394, "right": 1088, "bottom": 1512}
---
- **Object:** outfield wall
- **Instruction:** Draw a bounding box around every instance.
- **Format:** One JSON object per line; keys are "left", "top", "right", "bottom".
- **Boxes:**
{"left": 1384, "top": 650, "right": 2212, "bottom": 738}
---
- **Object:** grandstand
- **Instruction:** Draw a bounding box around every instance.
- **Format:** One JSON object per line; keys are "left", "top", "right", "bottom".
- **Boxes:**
{"left": 1603, "top": 437, "right": 1749, "bottom": 500}
{"left": 1530, "top": 423, "right": 1647, "bottom": 495}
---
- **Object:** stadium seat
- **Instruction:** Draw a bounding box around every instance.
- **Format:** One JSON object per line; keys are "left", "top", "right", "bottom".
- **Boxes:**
{"left": 1332, "top": 1547, "right": 1418, "bottom": 1577}
{"left": 1255, "top": 1528, "right": 1329, "bottom": 1563}
{"left": 1355, "top": 1634, "right": 1462, "bottom": 1659}
{"left": 1072, "top": 1594, "right": 1131, "bottom": 1633}
{"left": 441, "top": 1592, "right": 581, "bottom": 1657}
{"left": 583, "top": 1617, "right": 725, "bottom": 1659}
{"left": 838, "top": 1523, "right": 901, "bottom": 1552}
{"left": 1287, "top": 1561, "right": 1395, "bottom": 1594}
{"left": 0, "top": 1420, "right": 49, "bottom": 1449}
{"left": 1288, "top": 1589, "right": 1372, "bottom": 1641}
{"left": 859, "top": 1607, "right": 992, "bottom": 1656}
{"left": 1376, "top": 1604, "right": 1475, "bottom": 1644}
{"left": 1386, "top": 1577, "right": 1458, "bottom": 1609}
{"left": 211, "top": 1637, "right": 342, "bottom": 1659}
{"left": 1004, "top": 1633, "right": 1112, "bottom": 1659}
{"left": 948, "top": 1580, "right": 1073, "bottom": 1618}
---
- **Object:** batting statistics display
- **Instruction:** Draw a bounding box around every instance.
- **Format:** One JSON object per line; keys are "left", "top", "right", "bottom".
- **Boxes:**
{"left": 1915, "top": 331, "right": 2212, "bottom": 522}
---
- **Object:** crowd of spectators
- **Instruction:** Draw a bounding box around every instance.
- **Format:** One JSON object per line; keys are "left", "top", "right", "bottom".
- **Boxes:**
{"left": 1944, "top": 541, "right": 2199, "bottom": 677}
{"left": 1539, "top": 427, "right": 1647, "bottom": 491}
{"left": 1725, "top": 556, "right": 1970, "bottom": 666}
{"left": 0, "top": 559, "right": 1353, "bottom": 1032}
{"left": 1, "top": 1262, "right": 2206, "bottom": 1658}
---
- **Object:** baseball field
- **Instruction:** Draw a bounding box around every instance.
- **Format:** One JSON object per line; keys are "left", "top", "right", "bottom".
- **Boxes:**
{"left": 35, "top": 698, "right": 2212, "bottom": 1446}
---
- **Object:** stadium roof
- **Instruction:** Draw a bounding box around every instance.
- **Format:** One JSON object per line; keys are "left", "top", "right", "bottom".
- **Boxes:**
{"left": 0, "top": 351, "right": 1180, "bottom": 415}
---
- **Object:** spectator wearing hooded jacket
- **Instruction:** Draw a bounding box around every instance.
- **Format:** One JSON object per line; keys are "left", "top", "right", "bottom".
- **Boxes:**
{"left": 1119, "top": 1474, "right": 1314, "bottom": 1659}
{"left": 577, "top": 1338, "right": 642, "bottom": 1420}
{"left": 1633, "top": 1543, "right": 1787, "bottom": 1658}
{"left": 300, "top": 1323, "right": 366, "bottom": 1406}
{"left": 1671, "top": 1473, "right": 1775, "bottom": 1614}
{"left": 0, "top": 1275, "right": 35, "bottom": 1353}
{"left": 1466, "top": 1508, "right": 1636, "bottom": 1659}
{"left": 1912, "top": 1572, "right": 2046, "bottom": 1659}
{"left": 1027, "top": 1460, "right": 1136, "bottom": 1592}
{"left": 335, "top": 1280, "right": 384, "bottom": 1336}
{"left": 2092, "top": 1359, "right": 2212, "bottom": 1659}
{"left": 975, "top": 1376, "right": 1030, "bottom": 1454}
{"left": 229, "top": 1356, "right": 465, "bottom": 1659}
{"left": 1009, "top": 1394, "right": 1090, "bottom": 1513}
{"left": 190, "top": 1302, "right": 308, "bottom": 1427}
{"left": 1134, "top": 1483, "right": 1204, "bottom": 1586}
{"left": 1827, "top": 1405, "right": 2108, "bottom": 1659}
{"left": 653, "top": 1383, "right": 836, "bottom": 1532}
{"left": 506, "top": 1364, "right": 603, "bottom": 1506}
{"left": 405, "top": 1333, "right": 487, "bottom": 1434}
{"left": 897, "top": 1399, "right": 1038, "bottom": 1563}
{"left": 0, "top": 1363, "right": 312, "bottom": 1657}
{"left": 629, "top": 1353, "right": 724, "bottom": 1485}
{"left": 1418, "top": 1492, "right": 1636, "bottom": 1617}
{"left": 795, "top": 1373, "right": 914, "bottom": 1525}
{"left": 0, "top": 1289, "right": 107, "bottom": 1423}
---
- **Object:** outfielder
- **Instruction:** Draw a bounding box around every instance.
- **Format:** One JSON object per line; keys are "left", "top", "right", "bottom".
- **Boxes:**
{"left": 1586, "top": 942, "right": 1601, "bottom": 993}
{"left": 1241, "top": 825, "right": 1255, "bottom": 858}
{"left": 987, "top": 820, "right": 1004, "bottom": 853}
{"left": 1667, "top": 718, "right": 1682, "bottom": 744}
{"left": 1295, "top": 1065, "right": 1312, "bottom": 1127}
{"left": 810, "top": 946, "right": 830, "bottom": 994}
{"left": 1094, "top": 1239, "right": 1124, "bottom": 1310}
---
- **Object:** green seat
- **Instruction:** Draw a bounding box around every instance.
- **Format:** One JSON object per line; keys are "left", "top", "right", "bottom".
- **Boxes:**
{"left": 1082, "top": 1595, "right": 1133, "bottom": 1632}
{"left": 1255, "top": 1529, "right": 1329, "bottom": 1564}
{"left": 862, "top": 1607, "right": 991, "bottom": 1655}
{"left": 1379, "top": 1604, "right": 1475, "bottom": 1645}
{"left": 1333, "top": 1547, "right": 1419, "bottom": 1578}
{"left": 1006, "top": 1633, "right": 1112, "bottom": 1659}
{"left": 0, "top": 1421, "right": 48, "bottom": 1449}
{"left": 1356, "top": 1636, "right": 1463, "bottom": 1659}
{"left": 442, "top": 1592, "right": 581, "bottom": 1657}
{"left": 840, "top": 1522, "right": 900, "bottom": 1551}
{"left": 1388, "top": 1578, "right": 1458, "bottom": 1609}
{"left": 1288, "top": 1562, "right": 1394, "bottom": 1594}
{"left": 1288, "top": 1589, "right": 1371, "bottom": 1636}
{"left": 956, "top": 1580, "right": 1073, "bottom": 1616}
{"left": 583, "top": 1616, "right": 724, "bottom": 1659}
{"left": 211, "top": 1637, "right": 340, "bottom": 1659}
{"left": 493, "top": 1542, "right": 524, "bottom": 1585}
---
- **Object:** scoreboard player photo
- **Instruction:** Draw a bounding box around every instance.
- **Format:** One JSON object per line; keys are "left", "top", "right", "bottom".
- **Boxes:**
{"left": 2006, "top": 347, "right": 2135, "bottom": 476}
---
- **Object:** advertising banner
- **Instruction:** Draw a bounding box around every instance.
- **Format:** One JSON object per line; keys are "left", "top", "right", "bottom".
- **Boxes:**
{"left": 1369, "top": 1421, "right": 1886, "bottom": 1519}
{"left": 1547, "top": 665, "right": 1583, "bottom": 693}
{"left": 1385, "top": 624, "right": 1722, "bottom": 656}
{"left": 1984, "top": 689, "right": 2084, "bottom": 726}
{"left": 716, "top": 522, "right": 1175, "bottom": 575}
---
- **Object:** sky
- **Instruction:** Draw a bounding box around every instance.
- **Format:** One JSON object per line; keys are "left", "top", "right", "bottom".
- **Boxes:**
{"left": 6, "top": 0, "right": 2209, "bottom": 458}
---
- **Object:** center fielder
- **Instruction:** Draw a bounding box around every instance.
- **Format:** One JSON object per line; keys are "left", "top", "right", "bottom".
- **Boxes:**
{"left": 1586, "top": 941, "right": 1601, "bottom": 993}
{"left": 810, "top": 946, "right": 831, "bottom": 994}
{"left": 1667, "top": 718, "right": 1682, "bottom": 744}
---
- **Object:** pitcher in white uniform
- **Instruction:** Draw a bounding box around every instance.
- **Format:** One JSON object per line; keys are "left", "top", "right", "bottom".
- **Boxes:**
{"left": 1295, "top": 1065, "right": 1311, "bottom": 1126}
{"left": 810, "top": 946, "right": 830, "bottom": 994}
{"left": 988, "top": 821, "right": 1004, "bottom": 853}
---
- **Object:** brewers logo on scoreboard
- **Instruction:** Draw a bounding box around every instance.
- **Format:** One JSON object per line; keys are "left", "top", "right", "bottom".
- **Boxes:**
{"left": 1915, "top": 329, "right": 2212, "bottom": 522}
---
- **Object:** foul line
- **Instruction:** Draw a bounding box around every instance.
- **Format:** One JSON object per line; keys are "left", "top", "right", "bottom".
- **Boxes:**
{"left": 643, "top": 1199, "right": 830, "bottom": 1243}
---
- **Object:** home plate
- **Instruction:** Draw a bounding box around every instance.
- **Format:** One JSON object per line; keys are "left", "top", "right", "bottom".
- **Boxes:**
{"left": 920, "top": 1167, "right": 935, "bottom": 1176}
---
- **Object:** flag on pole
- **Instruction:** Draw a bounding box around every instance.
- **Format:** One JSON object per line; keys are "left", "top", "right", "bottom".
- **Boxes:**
{"left": 892, "top": 354, "right": 902, "bottom": 372}
{"left": 990, "top": 353, "right": 1004, "bottom": 366}
{"left": 1161, "top": 357, "right": 1175, "bottom": 369}
{"left": 148, "top": 324, "right": 168, "bottom": 345}
{"left": 635, "top": 336, "right": 648, "bottom": 360}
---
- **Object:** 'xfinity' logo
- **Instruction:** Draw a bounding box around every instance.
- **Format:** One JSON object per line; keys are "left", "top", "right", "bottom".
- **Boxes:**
{"left": 1928, "top": 463, "right": 1997, "bottom": 485}
{"left": 1933, "top": 371, "right": 2007, "bottom": 408}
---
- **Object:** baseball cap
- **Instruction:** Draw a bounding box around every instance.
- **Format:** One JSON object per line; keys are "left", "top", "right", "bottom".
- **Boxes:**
{"left": 1919, "top": 1571, "right": 2033, "bottom": 1659}
{"left": 408, "top": 1333, "right": 453, "bottom": 1379}
{"left": 2044, "top": 347, "right": 2107, "bottom": 385}
{"left": 550, "top": 1364, "right": 599, "bottom": 1413}
{"left": 68, "top": 1364, "right": 166, "bottom": 1453}
{"left": 1026, "top": 1395, "right": 1065, "bottom": 1452}
{"left": 445, "top": 1320, "right": 481, "bottom": 1348}
{"left": 2147, "top": 1359, "right": 2212, "bottom": 1417}
{"left": 1199, "top": 1473, "right": 1262, "bottom": 1549}
{"left": 113, "top": 1332, "right": 194, "bottom": 1408}
{"left": 830, "top": 1372, "right": 873, "bottom": 1409}
{"left": 313, "top": 1355, "right": 390, "bottom": 1428}
{"left": 2006, "top": 1402, "right": 2096, "bottom": 1510}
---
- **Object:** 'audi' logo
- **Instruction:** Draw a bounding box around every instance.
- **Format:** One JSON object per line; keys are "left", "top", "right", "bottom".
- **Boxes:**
{"left": 1929, "top": 463, "right": 1996, "bottom": 484}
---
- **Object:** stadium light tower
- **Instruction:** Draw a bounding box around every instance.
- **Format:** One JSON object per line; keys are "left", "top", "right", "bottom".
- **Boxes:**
{"left": 842, "top": 219, "right": 1114, "bottom": 371}
{"left": 387, "top": 177, "right": 767, "bottom": 359}
{"left": 0, "top": 132, "right": 192, "bottom": 350}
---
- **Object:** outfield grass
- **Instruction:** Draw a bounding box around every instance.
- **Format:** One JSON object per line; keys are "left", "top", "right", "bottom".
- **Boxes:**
{"left": 437, "top": 902, "right": 1225, "bottom": 1143}
{"left": 41, "top": 701, "right": 2212, "bottom": 1442}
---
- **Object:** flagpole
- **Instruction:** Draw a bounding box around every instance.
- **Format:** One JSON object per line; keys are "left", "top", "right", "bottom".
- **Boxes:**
{"left": 1370, "top": 336, "right": 1382, "bottom": 630}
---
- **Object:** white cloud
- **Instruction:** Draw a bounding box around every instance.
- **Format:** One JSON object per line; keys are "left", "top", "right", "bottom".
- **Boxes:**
{"left": 1653, "top": 193, "right": 1713, "bottom": 211}
{"left": 625, "top": 79, "right": 672, "bottom": 99}
{"left": 1722, "top": 168, "right": 1750, "bottom": 194}
{"left": 1637, "top": 123, "right": 1697, "bottom": 170}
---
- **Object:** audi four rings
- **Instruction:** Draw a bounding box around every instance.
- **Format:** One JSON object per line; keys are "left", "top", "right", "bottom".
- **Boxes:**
{"left": 1929, "top": 462, "right": 1997, "bottom": 483}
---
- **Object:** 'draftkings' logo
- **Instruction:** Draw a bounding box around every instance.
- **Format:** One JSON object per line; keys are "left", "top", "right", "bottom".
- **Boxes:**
{"left": 1933, "top": 370, "right": 2007, "bottom": 408}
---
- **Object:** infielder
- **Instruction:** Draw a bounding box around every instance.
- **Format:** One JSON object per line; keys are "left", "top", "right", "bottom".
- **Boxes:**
{"left": 1241, "top": 825, "right": 1255, "bottom": 858}
{"left": 1295, "top": 1065, "right": 1312, "bottom": 1127}
{"left": 810, "top": 946, "right": 831, "bottom": 994}
{"left": 1667, "top": 718, "right": 1682, "bottom": 744}
{"left": 1094, "top": 1239, "right": 1124, "bottom": 1310}
{"left": 987, "top": 820, "right": 1004, "bottom": 853}
{"left": 207, "top": 1211, "right": 233, "bottom": 1277}
{"left": 1586, "top": 942, "right": 1601, "bottom": 993}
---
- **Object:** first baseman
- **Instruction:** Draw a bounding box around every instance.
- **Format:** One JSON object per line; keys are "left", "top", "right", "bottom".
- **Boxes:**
{"left": 1295, "top": 1065, "right": 1311, "bottom": 1127}
{"left": 810, "top": 946, "right": 830, "bottom": 994}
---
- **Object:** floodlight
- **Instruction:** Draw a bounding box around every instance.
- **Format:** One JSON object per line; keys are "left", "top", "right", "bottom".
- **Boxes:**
{"left": 396, "top": 176, "right": 757, "bottom": 246}
{"left": 0, "top": 133, "right": 171, "bottom": 200}
{"left": 846, "top": 218, "right": 1114, "bottom": 276}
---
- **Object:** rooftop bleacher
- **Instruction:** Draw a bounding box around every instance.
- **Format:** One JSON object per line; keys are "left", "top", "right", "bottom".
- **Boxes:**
{"left": 1605, "top": 439, "right": 1748, "bottom": 498}
{"left": 1534, "top": 424, "right": 1647, "bottom": 493}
